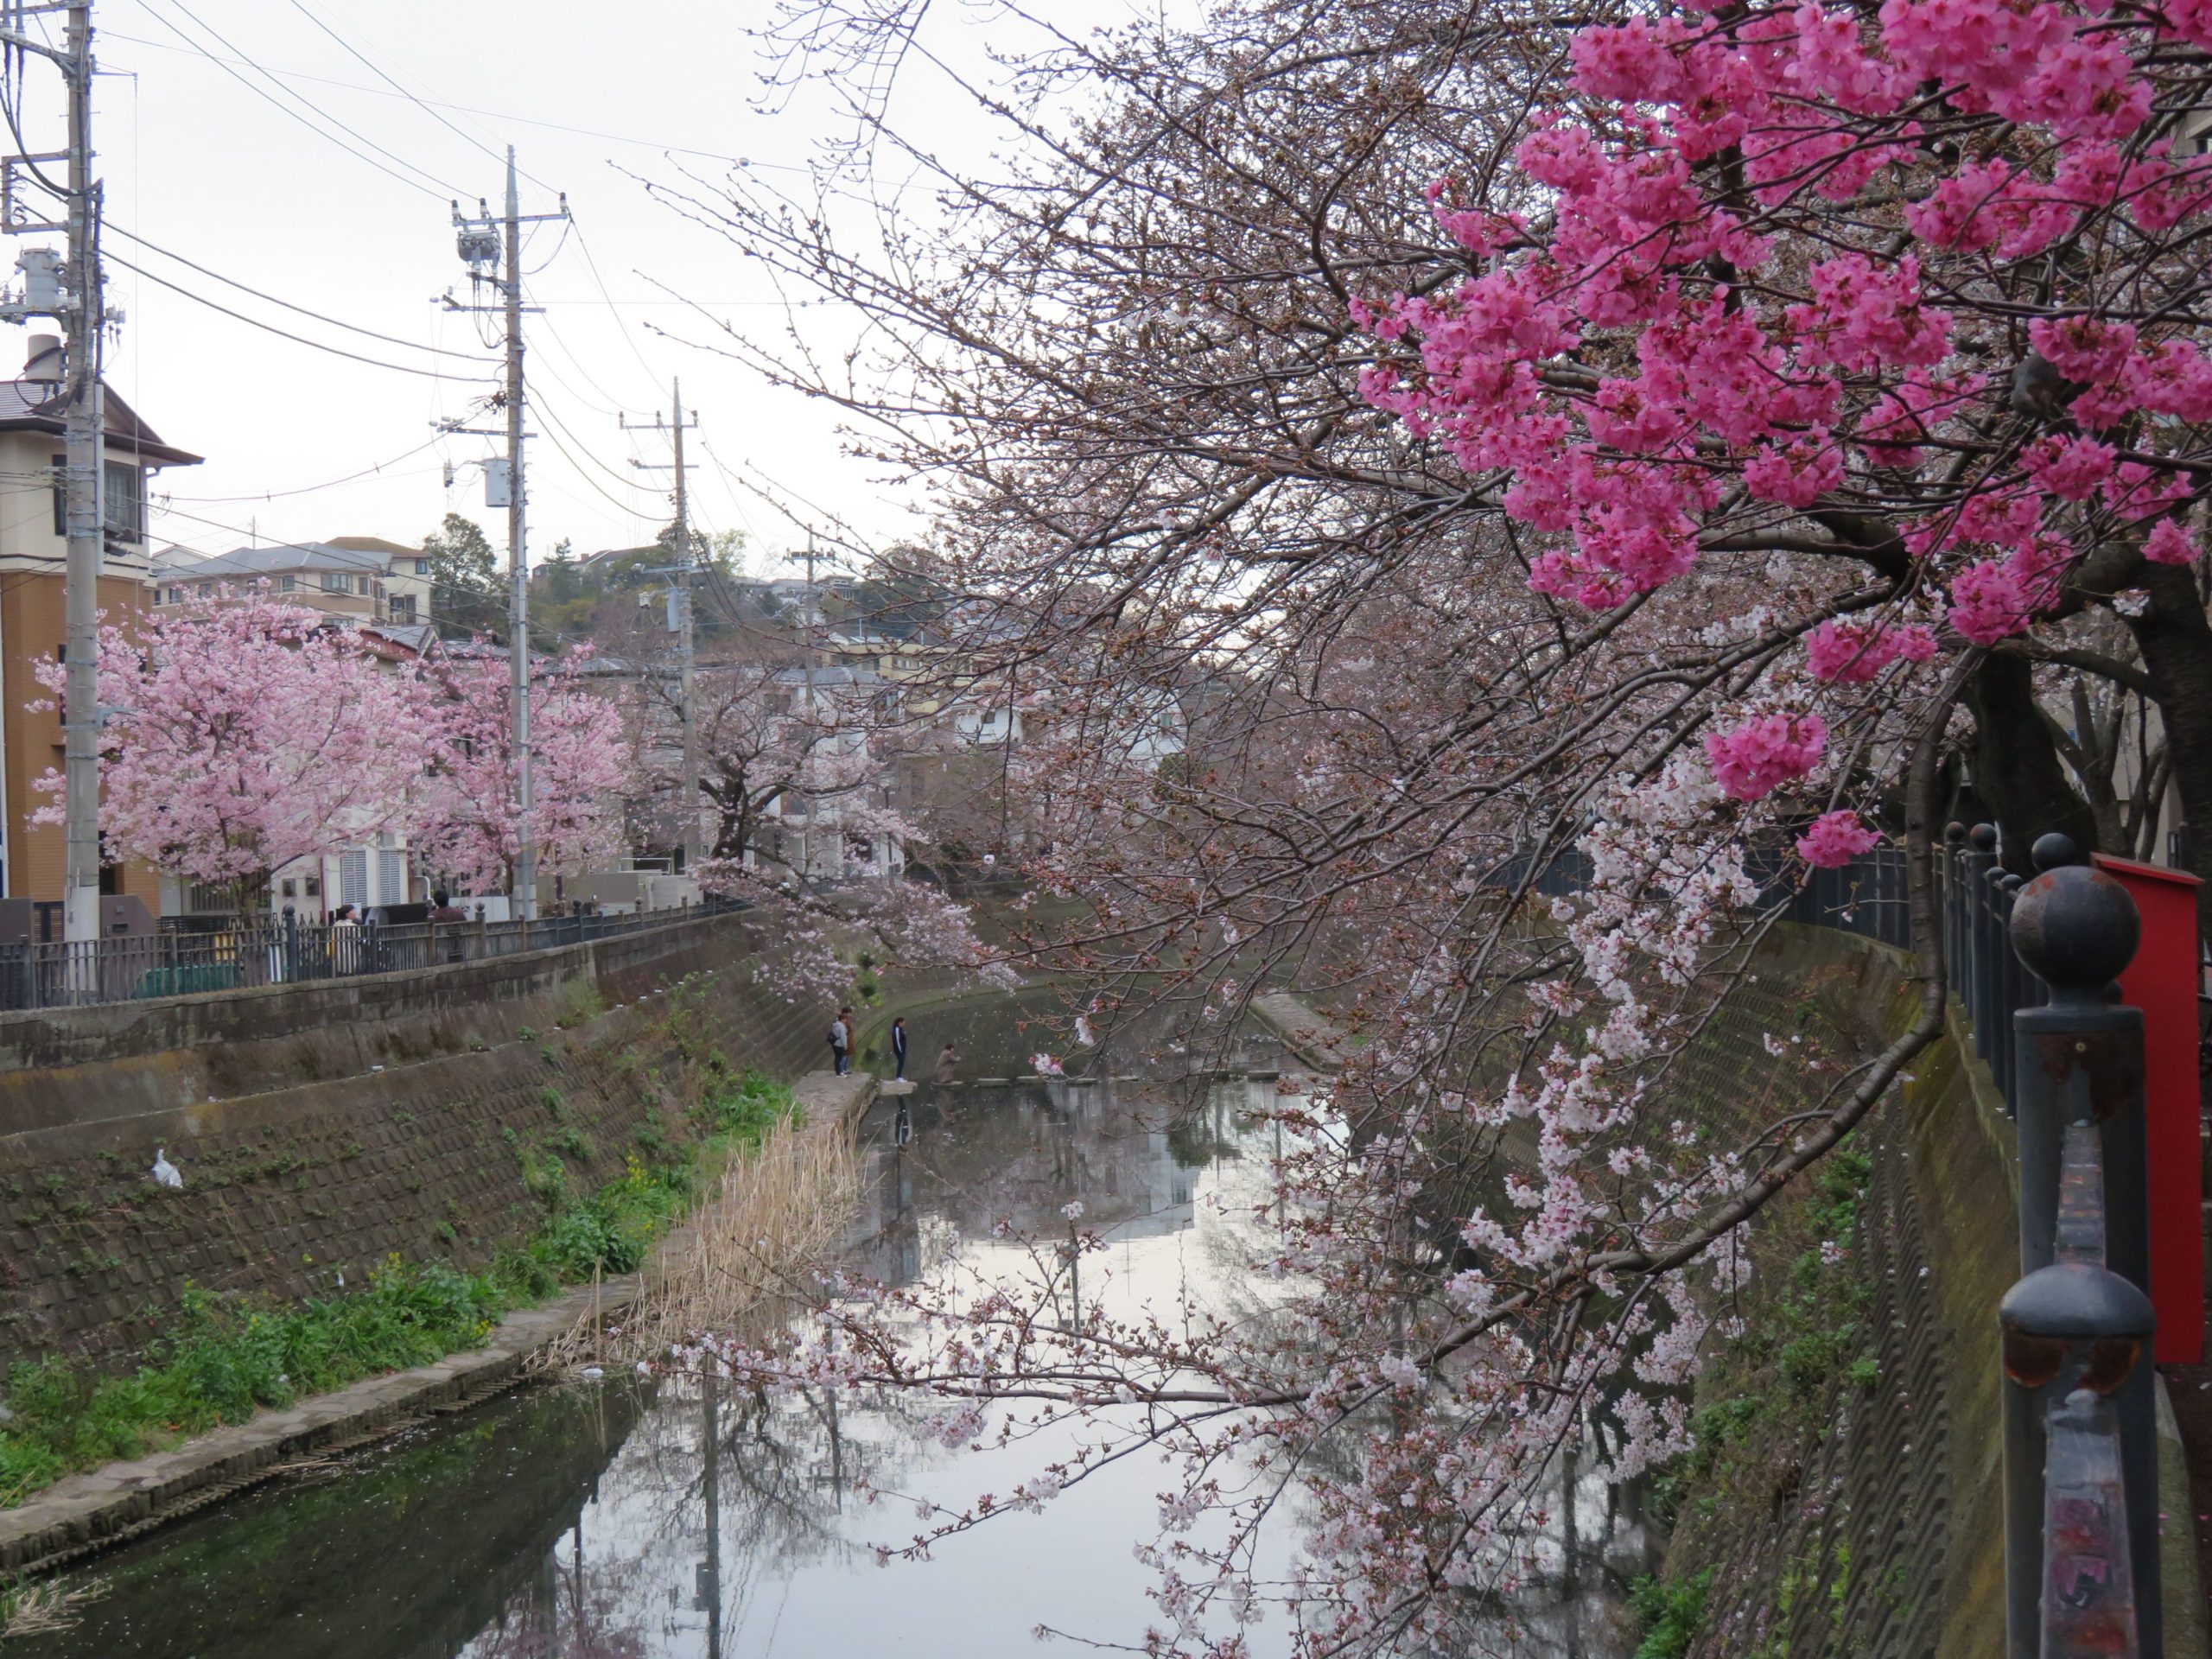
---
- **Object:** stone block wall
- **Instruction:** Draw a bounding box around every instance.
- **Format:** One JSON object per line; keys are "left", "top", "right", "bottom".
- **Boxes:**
{"left": 0, "top": 921, "right": 836, "bottom": 1375}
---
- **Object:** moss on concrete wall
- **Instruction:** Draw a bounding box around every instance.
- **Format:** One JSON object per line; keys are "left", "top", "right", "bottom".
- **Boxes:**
{"left": 1645, "top": 927, "right": 2013, "bottom": 1659}
{"left": 0, "top": 925, "right": 832, "bottom": 1376}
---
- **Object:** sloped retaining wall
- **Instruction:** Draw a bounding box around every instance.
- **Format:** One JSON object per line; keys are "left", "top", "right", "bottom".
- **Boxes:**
{"left": 1661, "top": 929, "right": 2202, "bottom": 1658}
{"left": 0, "top": 916, "right": 831, "bottom": 1375}
{"left": 0, "top": 1070, "right": 879, "bottom": 1579}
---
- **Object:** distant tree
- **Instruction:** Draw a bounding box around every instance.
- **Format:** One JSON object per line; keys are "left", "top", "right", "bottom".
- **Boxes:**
{"left": 409, "top": 651, "right": 632, "bottom": 893}
{"left": 423, "top": 513, "right": 504, "bottom": 639}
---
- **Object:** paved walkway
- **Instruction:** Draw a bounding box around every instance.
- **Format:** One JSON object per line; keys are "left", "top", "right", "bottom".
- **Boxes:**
{"left": 1247, "top": 991, "right": 1356, "bottom": 1074}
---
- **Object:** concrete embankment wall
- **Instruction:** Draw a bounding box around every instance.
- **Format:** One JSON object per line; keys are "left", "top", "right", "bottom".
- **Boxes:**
{"left": 1654, "top": 925, "right": 2016, "bottom": 1658}
{"left": 0, "top": 912, "right": 830, "bottom": 1375}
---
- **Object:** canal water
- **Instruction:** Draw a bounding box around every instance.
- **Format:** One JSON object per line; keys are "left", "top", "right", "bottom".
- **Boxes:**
{"left": 16, "top": 997, "right": 1653, "bottom": 1658}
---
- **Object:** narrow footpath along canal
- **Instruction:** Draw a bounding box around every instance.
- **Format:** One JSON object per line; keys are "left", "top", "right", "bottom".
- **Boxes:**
{"left": 13, "top": 995, "right": 1655, "bottom": 1658}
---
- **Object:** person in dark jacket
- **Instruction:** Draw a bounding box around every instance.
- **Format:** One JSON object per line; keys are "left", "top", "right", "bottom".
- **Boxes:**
{"left": 890, "top": 1016, "right": 909, "bottom": 1081}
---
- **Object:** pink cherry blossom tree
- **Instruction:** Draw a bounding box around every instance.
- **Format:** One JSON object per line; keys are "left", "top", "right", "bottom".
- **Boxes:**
{"left": 408, "top": 650, "right": 632, "bottom": 894}
{"left": 31, "top": 592, "right": 427, "bottom": 903}
{"left": 639, "top": 0, "right": 2212, "bottom": 1645}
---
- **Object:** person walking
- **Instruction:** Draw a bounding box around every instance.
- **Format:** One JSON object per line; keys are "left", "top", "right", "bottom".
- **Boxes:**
{"left": 933, "top": 1041, "right": 959, "bottom": 1085}
{"left": 428, "top": 887, "right": 467, "bottom": 964}
{"left": 890, "top": 1016, "right": 909, "bottom": 1081}
{"left": 829, "top": 1007, "right": 852, "bottom": 1077}
{"left": 328, "top": 904, "right": 361, "bottom": 977}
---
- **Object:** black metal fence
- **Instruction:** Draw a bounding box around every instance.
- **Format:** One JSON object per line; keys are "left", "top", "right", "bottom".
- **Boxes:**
{"left": 0, "top": 902, "right": 738, "bottom": 1013}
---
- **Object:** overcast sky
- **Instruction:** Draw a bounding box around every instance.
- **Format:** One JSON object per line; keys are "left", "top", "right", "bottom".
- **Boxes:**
{"left": 50, "top": 0, "right": 1058, "bottom": 578}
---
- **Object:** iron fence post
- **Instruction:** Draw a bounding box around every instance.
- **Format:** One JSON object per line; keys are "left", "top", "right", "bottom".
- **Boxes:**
{"left": 2005, "top": 836, "right": 2158, "bottom": 1658}
{"left": 1968, "top": 824, "right": 2000, "bottom": 1064}
{"left": 1945, "top": 823, "right": 1966, "bottom": 977}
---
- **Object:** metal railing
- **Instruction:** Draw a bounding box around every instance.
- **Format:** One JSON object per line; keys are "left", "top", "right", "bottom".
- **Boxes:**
{"left": 0, "top": 900, "right": 741, "bottom": 1013}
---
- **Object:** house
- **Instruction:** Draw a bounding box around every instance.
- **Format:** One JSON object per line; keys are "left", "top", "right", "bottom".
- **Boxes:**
{"left": 0, "top": 334, "right": 200, "bottom": 916}
{"left": 324, "top": 535, "right": 434, "bottom": 626}
{"left": 753, "top": 664, "right": 905, "bottom": 880}
{"left": 152, "top": 541, "right": 397, "bottom": 623}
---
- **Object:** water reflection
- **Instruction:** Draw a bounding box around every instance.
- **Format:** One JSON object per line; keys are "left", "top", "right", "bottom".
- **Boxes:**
{"left": 19, "top": 1000, "right": 1653, "bottom": 1658}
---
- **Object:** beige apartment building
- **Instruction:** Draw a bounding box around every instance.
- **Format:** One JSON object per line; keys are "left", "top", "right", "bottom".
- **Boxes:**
{"left": 0, "top": 334, "right": 200, "bottom": 915}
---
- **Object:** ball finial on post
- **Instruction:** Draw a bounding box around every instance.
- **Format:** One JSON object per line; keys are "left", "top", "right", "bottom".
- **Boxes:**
{"left": 2032, "top": 833, "right": 2085, "bottom": 873}
{"left": 1971, "top": 823, "right": 1999, "bottom": 854}
{"left": 2009, "top": 864, "right": 2141, "bottom": 992}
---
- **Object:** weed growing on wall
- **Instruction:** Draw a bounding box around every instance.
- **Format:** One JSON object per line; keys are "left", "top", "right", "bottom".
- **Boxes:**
{"left": 1630, "top": 1569, "right": 1713, "bottom": 1659}
{"left": 0, "top": 1256, "right": 518, "bottom": 1506}
{"left": 0, "top": 978, "right": 812, "bottom": 1510}
{"left": 1640, "top": 1138, "right": 1878, "bottom": 1649}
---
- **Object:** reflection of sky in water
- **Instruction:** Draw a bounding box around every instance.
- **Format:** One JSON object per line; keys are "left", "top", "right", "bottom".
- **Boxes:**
{"left": 19, "top": 1001, "right": 1652, "bottom": 1659}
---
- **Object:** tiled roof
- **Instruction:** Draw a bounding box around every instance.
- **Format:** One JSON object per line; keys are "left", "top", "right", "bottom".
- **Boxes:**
{"left": 0, "top": 376, "right": 200, "bottom": 466}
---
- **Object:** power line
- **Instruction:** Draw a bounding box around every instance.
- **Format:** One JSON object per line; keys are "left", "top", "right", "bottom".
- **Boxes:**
{"left": 98, "top": 27, "right": 809, "bottom": 175}
{"left": 158, "top": 435, "right": 448, "bottom": 503}
{"left": 137, "top": 0, "right": 461, "bottom": 201}
{"left": 105, "top": 225, "right": 497, "bottom": 363}
{"left": 571, "top": 214, "right": 664, "bottom": 391}
{"left": 533, "top": 392, "right": 656, "bottom": 521}
{"left": 107, "top": 251, "right": 498, "bottom": 383}
{"left": 281, "top": 0, "right": 548, "bottom": 187}
{"left": 540, "top": 390, "right": 649, "bottom": 496}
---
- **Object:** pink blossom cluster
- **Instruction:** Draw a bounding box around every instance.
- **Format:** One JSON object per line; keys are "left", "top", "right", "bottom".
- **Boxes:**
{"left": 1802, "top": 618, "right": 1937, "bottom": 683}
{"left": 1795, "top": 810, "right": 1881, "bottom": 868}
{"left": 1702, "top": 713, "right": 1827, "bottom": 801}
{"left": 1352, "top": 0, "right": 2212, "bottom": 675}
{"left": 35, "top": 589, "right": 633, "bottom": 895}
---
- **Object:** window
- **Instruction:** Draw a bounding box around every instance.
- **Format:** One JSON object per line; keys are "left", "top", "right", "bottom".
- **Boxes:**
{"left": 280, "top": 878, "right": 297, "bottom": 899}
{"left": 51, "top": 460, "right": 147, "bottom": 538}
{"left": 355, "top": 575, "right": 371, "bottom": 596}
{"left": 103, "top": 461, "right": 144, "bottom": 538}
{"left": 321, "top": 571, "right": 351, "bottom": 594}
{"left": 339, "top": 851, "right": 368, "bottom": 911}
{"left": 388, "top": 594, "right": 417, "bottom": 624}
{"left": 303, "top": 874, "right": 321, "bottom": 898}
{"left": 414, "top": 558, "right": 432, "bottom": 576}
{"left": 279, "top": 575, "right": 296, "bottom": 594}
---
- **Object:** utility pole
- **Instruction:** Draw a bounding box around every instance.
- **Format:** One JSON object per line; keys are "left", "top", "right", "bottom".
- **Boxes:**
{"left": 58, "top": 0, "right": 98, "bottom": 946}
{"left": 0, "top": 3, "right": 107, "bottom": 940}
{"left": 624, "top": 385, "right": 701, "bottom": 869}
{"left": 785, "top": 537, "right": 825, "bottom": 881}
{"left": 447, "top": 150, "right": 564, "bottom": 920}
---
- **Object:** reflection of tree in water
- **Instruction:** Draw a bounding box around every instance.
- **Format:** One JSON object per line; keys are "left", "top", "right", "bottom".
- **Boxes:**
{"left": 460, "top": 1362, "right": 991, "bottom": 1659}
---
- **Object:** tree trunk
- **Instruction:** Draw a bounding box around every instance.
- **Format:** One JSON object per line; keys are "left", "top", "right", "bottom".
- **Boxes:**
{"left": 1964, "top": 652, "right": 2101, "bottom": 874}
{"left": 2123, "top": 563, "right": 2212, "bottom": 937}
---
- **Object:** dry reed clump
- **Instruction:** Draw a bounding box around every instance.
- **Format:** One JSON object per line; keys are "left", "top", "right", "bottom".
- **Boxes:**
{"left": 559, "top": 1110, "right": 860, "bottom": 1368}
{"left": 2, "top": 1574, "right": 103, "bottom": 1637}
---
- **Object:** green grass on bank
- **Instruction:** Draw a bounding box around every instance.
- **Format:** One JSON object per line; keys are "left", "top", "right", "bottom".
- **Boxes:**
{"left": 0, "top": 1069, "right": 800, "bottom": 1510}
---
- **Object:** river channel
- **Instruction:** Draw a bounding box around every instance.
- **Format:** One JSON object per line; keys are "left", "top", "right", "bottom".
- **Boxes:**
{"left": 16, "top": 996, "right": 1654, "bottom": 1658}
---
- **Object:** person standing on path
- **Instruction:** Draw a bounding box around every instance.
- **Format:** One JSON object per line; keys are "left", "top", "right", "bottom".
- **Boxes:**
{"left": 891, "top": 1016, "right": 909, "bottom": 1081}
{"left": 933, "top": 1041, "right": 959, "bottom": 1085}
{"left": 830, "top": 1007, "right": 854, "bottom": 1076}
